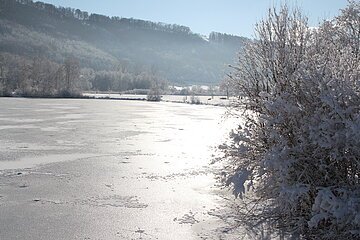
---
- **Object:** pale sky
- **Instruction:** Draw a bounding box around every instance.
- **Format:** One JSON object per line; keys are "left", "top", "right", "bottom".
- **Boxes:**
{"left": 41, "top": 0, "right": 348, "bottom": 38}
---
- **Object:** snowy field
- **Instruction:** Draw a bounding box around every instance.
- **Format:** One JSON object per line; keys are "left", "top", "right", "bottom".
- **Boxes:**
{"left": 82, "top": 93, "right": 235, "bottom": 106}
{"left": 0, "top": 97, "right": 240, "bottom": 240}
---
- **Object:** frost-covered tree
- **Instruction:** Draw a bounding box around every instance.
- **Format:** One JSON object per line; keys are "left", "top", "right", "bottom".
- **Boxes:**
{"left": 63, "top": 57, "right": 80, "bottom": 93}
{"left": 0, "top": 54, "right": 8, "bottom": 96}
{"left": 222, "top": 2, "right": 360, "bottom": 239}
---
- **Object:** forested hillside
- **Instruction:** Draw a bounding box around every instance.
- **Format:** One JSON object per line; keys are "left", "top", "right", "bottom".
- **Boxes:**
{"left": 0, "top": 0, "right": 248, "bottom": 96}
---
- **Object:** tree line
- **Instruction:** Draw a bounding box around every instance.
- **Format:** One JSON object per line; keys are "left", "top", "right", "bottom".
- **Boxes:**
{"left": 0, "top": 53, "right": 81, "bottom": 97}
{"left": 10, "top": 0, "right": 193, "bottom": 36}
{"left": 0, "top": 53, "right": 168, "bottom": 97}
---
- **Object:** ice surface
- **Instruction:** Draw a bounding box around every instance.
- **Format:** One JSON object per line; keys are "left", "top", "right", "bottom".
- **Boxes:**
{"left": 0, "top": 98, "right": 237, "bottom": 240}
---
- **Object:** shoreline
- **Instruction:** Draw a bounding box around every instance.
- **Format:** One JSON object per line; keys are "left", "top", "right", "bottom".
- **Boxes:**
{"left": 1, "top": 94, "right": 233, "bottom": 107}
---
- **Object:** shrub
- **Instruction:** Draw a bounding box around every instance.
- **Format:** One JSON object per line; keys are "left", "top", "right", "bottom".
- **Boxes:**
{"left": 190, "top": 95, "right": 201, "bottom": 104}
{"left": 146, "top": 88, "right": 161, "bottom": 101}
{"left": 221, "top": 2, "right": 360, "bottom": 239}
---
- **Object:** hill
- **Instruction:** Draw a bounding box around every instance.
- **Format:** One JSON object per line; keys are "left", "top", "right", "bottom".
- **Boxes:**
{"left": 0, "top": 0, "right": 248, "bottom": 93}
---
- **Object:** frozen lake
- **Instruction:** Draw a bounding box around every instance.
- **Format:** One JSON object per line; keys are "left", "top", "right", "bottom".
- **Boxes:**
{"left": 0, "top": 98, "right": 235, "bottom": 239}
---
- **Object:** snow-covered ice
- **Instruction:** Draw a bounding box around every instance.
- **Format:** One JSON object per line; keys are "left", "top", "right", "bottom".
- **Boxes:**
{"left": 0, "top": 97, "right": 239, "bottom": 240}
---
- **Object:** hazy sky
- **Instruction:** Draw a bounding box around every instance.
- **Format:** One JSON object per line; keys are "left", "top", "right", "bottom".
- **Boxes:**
{"left": 41, "top": 0, "right": 348, "bottom": 38}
